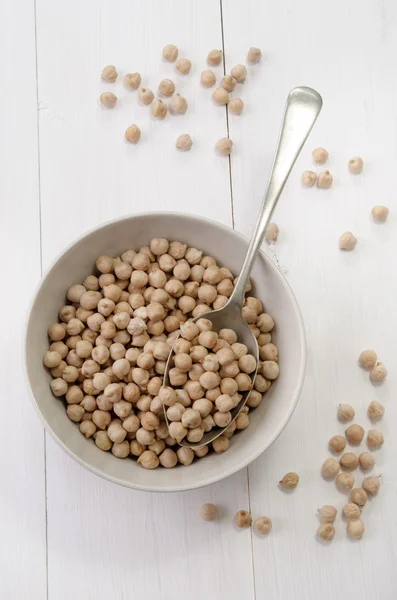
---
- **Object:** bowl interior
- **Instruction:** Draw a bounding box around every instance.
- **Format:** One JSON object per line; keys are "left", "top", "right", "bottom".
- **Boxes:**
{"left": 25, "top": 212, "right": 306, "bottom": 492}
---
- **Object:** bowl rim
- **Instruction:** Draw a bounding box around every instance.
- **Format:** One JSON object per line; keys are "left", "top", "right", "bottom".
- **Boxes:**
{"left": 24, "top": 210, "right": 307, "bottom": 492}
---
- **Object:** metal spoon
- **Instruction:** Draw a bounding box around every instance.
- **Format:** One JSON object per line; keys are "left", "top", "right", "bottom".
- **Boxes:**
{"left": 164, "top": 86, "right": 323, "bottom": 448}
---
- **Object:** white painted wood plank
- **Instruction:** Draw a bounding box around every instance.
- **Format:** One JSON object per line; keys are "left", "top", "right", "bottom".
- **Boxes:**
{"left": 0, "top": 0, "right": 47, "bottom": 598}
{"left": 35, "top": 1, "right": 254, "bottom": 598}
{"left": 222, "top": 1, "right": 397, "bottom": 599}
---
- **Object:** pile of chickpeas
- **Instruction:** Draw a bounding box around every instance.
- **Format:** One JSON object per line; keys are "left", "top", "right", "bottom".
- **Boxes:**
{"left": 44, "top": 238, "right": 279, "bottom": 469}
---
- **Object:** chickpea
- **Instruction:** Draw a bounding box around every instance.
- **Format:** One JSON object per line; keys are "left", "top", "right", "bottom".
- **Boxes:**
{"left": 359, "top": 452, "right": 375, "bottom": 471}
{"left": 329, "top": 435, "right": 346, "bottom": 454}
{"left": 321, "top": 458, "right": 339, "bottom": 479}
{"left": 122, "top": 414, "right": 140, "bottom": 433}
{"left": 80, "top": 420, "right": 96, "bottom": 438}
{"left": 239, "top": 354, "right": 257, "bottom": 374}
{"left": 212, "top": 88, "right": 229, "bottom": 105}
{"left": 50, "top": 360, "right": 67, "bottom": 378}
{"left": 221, "top": 75, "right": 236, "bottom": 92}
{"left": 138, "top": 87, "right": 154, "bottom": 105}
{"left": 62, "top": 365, "right": 79, "bottom": 383}
{"left": 151, "top": 99, "right": 167, "bottom": 119}
{"left": 48, "top": 323, "right": 65, "bottom": 342}
{"left": 104, "top": 383, "right": 122, "bottom": 403}
{"left": 194, "top": 445, "right": 209, "bottom": 458}
{"left": 158, "top": 78, "right": 175, "bottom": 97}
{"left": 207, "top": 48, "right": 222, "bottom": 65}
{"left": 111, "top": 440, "right": 130, "bottom": 458}
{"left": 368, "top": 400, "right": 384, "bottom": 420}
{"left": 228, "top": 98, "right": 244, "bottom": 115}
{"left": 362, "top": 475, "right": 381, "bottom": 495}
{"left": 136, "top": 427, "right": 155, "bottom": 446}
{"left": 338, "top": 403, "right": 355, "bottom": 422}
{"left": 92, "top": 410, "right": 111, "bottom": 430}
{"left": 234, "top": 510, "right": 252, "bottom": 528}
{"left": 247, "top": 47, "right": 262, "bottom": 63}
{"left": 317, "top": 524, "right": 335, "bottom": 542}
{"left": 336, "top": 472, "right": 355, "bottom": 490}
{"left": 50, "top": 378, "right": 68, "bottom": 397}
{"left": 312, "top": 147, "right": 328, "bottom": 164}
{"left": 163, "top": 44, "right": 178, "bottom": 62}
{"left": 317, "top": 505, "right": 337, "bottom": 524}
{"left": 347, "top": 520, "right": 365, "bottom": 540}
{"left": 212, "top": 435, "right": 229, "bottom": 453}
{"left": 236, "top": 412, "right": 249, "bottom": 429}
{"left": 170, "top": 94, "right": 188, "bottom": 114}
{"left": 137, "top": 450, "right": 159, "bottom": 469}
{"left": 44, "top": 350, "right": 62, "bottom": 369}
{"left": 254, "top": 516, "right": 272, "bottom": 535}
{"left": 301, "top": 170, "right": 317, "bottom": 187}
{"left": 97, "top": 298, "right": 115, "bottom": 317}
{"left": 167, "top": 402, "right": 185, "bottom": 422}
{"left": 124, "top": 72, "right": 141, "bottom": 89}
{"left": 100, "top": 92, "right": 117, "bottom": 108}
{"left": 367, "top": 429, "right": 384, "bottom": 449}
{"left": 141, "top": 411, "right": 160, "bottom": 431}
{"left": 107, "top": 420, "right": 127, "bottom": 443}
{"left": 153, "top": 341, "right": 170, "bottom": 361}
{"left": 175, "top": 58, "right": 191, "bottom": 75}
{"left": 215, "top": 138, "right": 233, "bottom": 156}
{"left": 372, "top": 205, "right": 389, "bottom": 222}
{"left": 348, "top": 156, "right": 363, "bottom": 174}
{"left": 359, "top": 349, "right": 377, "bottom": 369}
{"left": 350, "top": 488, "right": 368, "bottom": 507}
{"left": 168, "top": 421, "right": 188, "bottom": 443}
{"left": 340, "top": 452, "right": 359, "bottom": 469}
{"left": 345, "top": 424, "right": 364, "bottom": 444}
{"left": 101, "top": 64, "right": 117, "bottom": 82}
{"left": 231, "top": 64, "right": 247, "bottom": 82}
{"left": 181, "top": 408, "right": 202, "bottom": 429}
{"left": 130, "top": 440, "right": 145, "bottom": 457}
{"left": 339, "top": 231, "right": 357, "bottom": 250}
{"left": 59, "top": 305, "right": 76, "bottom": 323}
{"left": 200, "top": 69, "right": 216, "bottom": 87}
{"left": 370, "top": 362, "right": 387, "bottom": 382}
{"left": 317, "top": 170, "right": 333, "bottom": 189}
{"left": 94, "top": 430, "right": 112, "bottom": 451}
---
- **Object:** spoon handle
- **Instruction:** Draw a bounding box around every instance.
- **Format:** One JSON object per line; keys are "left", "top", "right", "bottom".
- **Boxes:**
{"left": 229, "top": 86, "right": 323, "bottom": 308}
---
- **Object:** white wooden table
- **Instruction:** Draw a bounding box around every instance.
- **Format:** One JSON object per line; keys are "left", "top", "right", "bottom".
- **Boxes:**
{"left": 2, "top": 1, "right": 397, "bottom": 598}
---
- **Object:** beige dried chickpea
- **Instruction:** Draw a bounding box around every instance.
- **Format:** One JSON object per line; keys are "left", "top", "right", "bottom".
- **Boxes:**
{"left": 124, "top": 72, "right": 141, "bottom": 89}
{"left": 212, "top": 435, "right": 229, "bottom": 453}
{"left": 359, "top": 452, "right": 375, "bottom": 470}
{"left": 317, "top": 170, "right": 333, "bottom": 189}
{"left": 265, "top": 223, "right": 279, "bottom": 243}
{"left": 151, "top": 99, "right": 167, "bottom": 119}
{"left": 321, "top": 458, "right": 339, "bottom": 479}
{"left": 370, "top": 362, "right": 387, "bottom": 382}
{"left": 137, "top": 450, "right": 159, "bottom": 469}
{"left": 207, "top": 49, "right": 222, "bottom": 66}
{"left": 221, "top": 75, "right": 237, "bottom": 92}
{"left": 101, "top": 65, "right": 117, "bottom": 82}
{"left": 343, "top": 503, "right": 362, "bottom": 520}
{"left": 338, "top": 403, "right": 355, "bottom": 422}
{"left": 234, "top": 510, "right": 252, "bottom": 528}
{"left": 170, "top": 94, "right": 188, "bottom": 114}
{"left": 348, "top": 156, "right": 363, "bottom": 174}
{"left": 329, "top": 435, "right": 346, "bottom": 454}
{"left": 247, "top": 47, "right": 262, "bottom": 63}
{"left": 162, "top": 44, "right": 178, "bottom": 62}
{"left": 317, "top": 524, "right": 335, "bottom": 542}
{"left": 100, "top": 92, "right": 117, "bottom": 108}
{"left": 215, "top": 137, "right": 233, "bottom": 156}
{"left": 350, "top": 487, "right": 368, "bottom": 506}
{"left": 368, "top": 400, "right": 384, "bottom": 420}
{"left": 279, "top": 472, "right": 299, "bottom": 489}
{"left": 301, "top": 170, "right": 317, "bottom": 187}
{"left": 231, "top": 64, "right": 247, "bottom": 83}
{"left": 345, "top": 424, "right": 365, "bottom": 444}
{"left": 158, "top": 78, "right": 175, "bottom": 97}
{"left": 176, "top": 134, "right": 193, "bottom": 151}
{"left": 347, "top": 519, "right": 365, "bottom": 539}
{"left": 125, "top": 125, "right": 141, "bottom": 144}
{"left": 339, "top": 231, "right": 357, "bottom": 250}
{"left": 176, "top": 58, "right": 191, "bottom": 75}
{"left": 200, "top": 70, "right": 216, "bottom": 87}
{"left": 367, "top": 430, "right": 384, "bottom": 449}
{"left": 372, "top": 205, "right": 389, "bottom": 222}
{"left": 336, "top": 472, "right": 355, "bottom": 490}
{"left": 138, "top": 87, "right": 154, "bottom": 105}
{"left": 228, "top": 98, "right": 244, "bottom": 115}
{"left": 200, "top": 503, "right": 217, "bottom": 521}
{"left": 254, "top": 516, "right": 272, "bottom": 535}
{"left": 312, "top": 147, "right": 328, "bottom": 164}
{"left": 212, "top": 88, "right": 229, "bottom": 105}
{"left": 362, "top": 475, "right": 381, "bottom": 495}
{"left": 359, "top": 349, "right": 377, "bottom": 369}
{"left": 317, "top": 505, "right": 337, "bottom": 523}
{"left": 340, "top": 452, "right": 359, "bottom": 469}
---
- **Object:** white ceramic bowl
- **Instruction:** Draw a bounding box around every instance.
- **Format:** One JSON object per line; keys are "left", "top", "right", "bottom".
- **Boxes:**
{"left": 25, "top": 212, "right": 306, "bottom": 492}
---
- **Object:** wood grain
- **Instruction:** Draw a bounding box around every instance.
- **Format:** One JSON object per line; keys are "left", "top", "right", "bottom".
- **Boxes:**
{"left": 222, "top": 0, "right": 397, "bottom": 598}
{"left": 0, "top": 0, "right": 47, "bottom": 597}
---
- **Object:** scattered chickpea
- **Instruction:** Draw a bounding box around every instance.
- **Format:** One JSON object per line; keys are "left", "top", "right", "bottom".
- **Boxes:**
{"left": 100, "top": 92, "right": 117, "bottom": 108}
{"left": 176, "top": 58, "right": 191, "bottom": 75}
{"left": 359, "top": 349, "right": 377, "bottom": 369}
{"left": 231, "top": 64, "right": 247, "bottom": 83}
{"left": 279, "top": 472, "right": 299, "bottom": 489}
{"left": 138, "top": 88, "right": 154, "bottom": 105}
{"left": 350, "top": 488, "right": 368, "bottom": 507}
{"left": 221, "top": 75, "right": 237, "bottom": 92}
{"left": 370, "top": 362, "right": 387, "bottom": 382}
{"left": 212, "top": 435, "right": 229, "bottom": 453}
{"left": 317, "top": 523, "right": 335, "bottom": 542}
{"left": 254, "top": 516, "right": 272, "bottom": 535}
{"left": 162, "top": 44, "right": 178, "bottom": 62}
{"left": 207, "top": 49, "right": 222, "bottom": 66}
{"left": 301, "top": 170, "right": 317, "bottom": 187}
{"left": 137, "top": 450, "right": 160, "bottom": 470}
{"left": 359, "top": 452, "right": 375, "bottom": 471}
{"left": 212, "top": 88, "right": 229, "bottom": 105}
{"left": 200, "top": 503, "right": 218, "bottom": 521}
{"left": 321, "top": 458, "right": 340, "bottom": 479}
{"left": 234, "top": 510, "right": 252, "bottom": 528}
{"left": 336, "top": 472, "right": 355, "bottom": 490}
{"left": 372, "top": 205, "right": 389, "bottom": 222}
{"left": 343, "top": 503, "right": 362, "bottom": 520}
{"left": 339, "top": 230, "right": 358, "bottom": 250}
{"left": 170, "top": 94, "right": 188, "bottom": 114}
{"left": 345, "top": 424, "right": 365, "bottom": 445}
{"left": 201, "top": 69, "right": 216, "bottom": 87}
{"left": 158, "top": 78, "right": 175, "bottom": 97}
{"left": 215, "top": 138, "right": 233, "bottom": 156}
{"left": 338, "top": 403, "right": 355, "bottom": 423}
{"left": 317, "top": 170, "right": 333, "bottom": 189}
{"left": 265, "top": 223, "right": 279, "bottom": 243}
{"left": 151, "top": 99, "right": 167, "bottom": 119}
{"left": 329, "top": 435, "right": 346, "bottom": 454}
{"left": 348, "top": 157, "right": 363, "bottom": 174}
{"left": 228, "top": 98, "right": 244, "bottom": 115}
{"left": 101, "top": 65, "right": 117, "bottom": 82}
{"left": 362, "top": 475, "right": 381, "bottom": 495}
{"left": 367, "top": 400, "right": 384, "bottom": 421}
{"left": 312, "top": 147, "right": 328, "bottom": 164}
{"left": 347, "top": 519, "right": 365, "bottom": 539}
{"left": 175, "top": 133, "right": 193, "bottom": 152}
{"left": 367, "top": 430, "right": 384, "bottom": 449}
{"left": 340, "top": 452, "right": 359, "bottom": 469}
{"left": 124, "top": 72, "right": 141, "bottom": 89}
{"left": 125, "top": 125, "right": 141, "bottom": 144}
{"left": 317, "top": 505, "right": 337, "bottom": 523}
{"left": 247, "top": 47, "right": 262, "bottom": 64}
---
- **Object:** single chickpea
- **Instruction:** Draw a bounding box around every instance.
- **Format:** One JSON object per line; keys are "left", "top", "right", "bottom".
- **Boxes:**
{"left": 257, "top": 314, "right": 275, "bottom": 333}
{"left": 75, "top": 340, "right": 93, "bottom": 359}
{"left": 141, "top": 411, "right": 160, "bottom": 431}
{"left": 50, "top": 378, "right": 68, "bottom": 397}
{"left": 340, "top": 452, "right": 359, "bottom": 469}
{"left": 336, "top": 472, "right": 355, "bottom": 490}
{"left": 368, "top": 400, "right": 384, "bottom": 420}
{"left": 137, "top": 450, "right": 160, "bottom": 469}
{"left": 48, "top": 323, "right": 65, "bottom": 342}
{"left": 96, "top": 394, "right": 113, "bottom": 411}
{"left": 98, "top": 298, "right": 115, "bottom": 317}
{"left": 246, "top": 389, "right": 263, "bottom": 408}
{"left": 107, "top": 420, "right": 127, "bottom": 443}
{"left": 92, "top": 410, "right": 111, "bottom": 430}
{"left": 362, "top": 475, "right": 381, "bottom": 495}
{"left": 170, "top": 94, "right": 188, "bottom": 114}
{"left": 137, "top": 352, "right": 155, "bottom": 370}
{"left": 158, "top": 386, "right": 176, "bottom": 407}
{"left": 301, "top": 170, "right": 317, "bottom": 187}
{"left": 184, "top": 281, "right": 199, "bottom": 298}
{"left": 212, "top": 88, "right": 229, "bottom": 105}
{"left": 173, "top": 338, "right": 192, "bottom": 355}
{"left": 181, "top": 408, "right": 202, "bottom": 429}
{"left": 124, "top": 72, "right": 141, "bottom": 89}
{"left": 317, "top": 524, "right": 335, "bottom": 542}
{"left": 345, "top": 424, "right": 365, "bottom": 444}
{"left": 247, "top": 47, "right": 262, "bottom": 63}
{"left": 80, "top": 420, "right": 96, "bottom": 438}
{"left": 329, "top": 435, "right": 346, "bottom": 454}
{"left": 62, "top": 365, "right": 79, "bottom": 383}
{"left": 163, "top": 44, "right": 178, "bottom": 62}
{"left": 317, "top": 505, "right": 337, "bottom": 523}
{"left": 174, "top": 353, "right": 193, "bottom": 373}
{"left": 50, "top": 360, "right": 67, "bottom": 378}
{"left": 67, "top": 283, "right": 87, "bottom": 302}
{"left": 200, "top": 69, "right": 216, "bottom": 87}
{"left": 339, "top": 231, "right": 357, "bottom": 250}
{"left": 214, "top": 394, "right": 233, "bottom": 413}
{"left": 372, "top": 205, "right": 389, "bottom": 222}
{"left": 138, "top": 87, "right": 154, "bottom": 105}
{"left": 200, "top": 503, "right": 217, "bottom": 521}
{"left": 100, "top": 92, "right": 117, "bottom": 108}
{"left": 221, "top": 75, "right": 236, "bottom": 92}
{"left": 99, "top": 273, "right": 115, "bottom": 287}
{"left": 66, "top": 350, "right": 83, "bottom": 368}
{"left": 228, "top": 98, "right": 244, "bottom": 115}
{"left": 235, "top": 373, "right": 252, "bottom": 392}
{"left": 338, "top": 403, "right": 355, "bottom": 422}
{"left": 136, "top": 427, "right": 155, "bottom": 446}
{"left": 130, "top": 440, "right": 145, "bottom": 457}
{"left": 94, "top": 430, "right": 112, "bottom": 451}
{"left": 177, "top": 295, "right": 195, "bottom": 314}
{"left": 198, "top": 331, "right": 218, "bottom": 349}
{"left": 184, "top": 380, "right": 205, "bottom": 401}
{"left": 92, "top": 372, "right": 111, "bottom": 392}
{"left": 168, "top": 421, "right": 188, "bottom": 443}
{"left": 192, "top": 398, "right": 213, "bottom": 418}
{"left": 174, "top": 260, "right": 191, "bottom": 281}
{"left": 359, "top": 452, "right": 375, "bottom": 470}
{"left": 180, "top": 321, "right": 200, "bottom": 342}
{"left": 207, "top": 49, "right": 222, "bottom": 65}
{"left": 231, "top": 64, "right": 247, "bottom": 82}
{"left": 190, "top": 265, "right": 205, "bottom": 283}
{"left": 317, "top": 170, "right": 333, "bottom": 189}
{"left": 112, "top": 441, "right": 130, "bottom": 458}
{"left": 151, "top": 99, "right": 168, "bottom": 119}
{"left": 199, "top": 371, "right": 220, "bottom": 390}
{"left": 254, "top": 516, "right": 272, "bottom": 535}
{"left": 343, "top": 503, "right": 362, "bottom": 520}
{"left": 86, "top": 313, "right": 105, "bottom": 333}
{"left": 153, "top": 342, "right": 170, "bottom": 361}
{"left": 350, "top": 488, "right": 368, "bottom": 506}
{"left": 104, "top": 383, "right": 122, "bottom": 403}
{"left": 217, "top": 279, "right": 234, "bottom": 297}
{"left": 59, "top": 305, "right": 76, "bottom": 323}
{"left": 125, "top": 125, "right": 141, "bottom": 144}
{"left": 158, "top": 448, "right": 177, "bottom": 468}
{"left": 260, "top": 361, "right": 278, "bottom": 380}
{"left": 239, "top": 354, "right": 257, "bottom": 375}
{"left": 101, "top": 65, "right": 117, "bottom": 82}
{"left": 194, "top": 445, "right": 209, "bottom": 458}
{"left": 321, "top": 458, "right": 340, "bottom": 479}
{"left": 213, "top": 411, "right": 231, "bottom": 428}
{"left": 158, "top": 78, "right": 175, "bottom": 97}
{"left": 65, "top": 385, "right": 84, "bottom": 405}
{"left": 176, "top": 58, "right": 191, "bottom": 75}
{"left": 347, "top": 520, "right": 365, "bottom": 540}
{"left": 44, "top": 350, "right": 62, "bottom": 369}
{"left": 82, "top": 329, "right": 98, "bottom": 344}
{"left": 359, "top": 349, "right": 377, "bottom": 369}
{"left": 312, "top": 147, "right": 328, "bottom": 164}
{"left": 259, "top": 343, "right": 278, "bottom": 362}
{"left": 235, "top": 412, "right": 249, "bottom": 430}
{"left": 167, "top": 401, "right": 186, "bottom": 422}
{"left": 367, "top": 430, "right": 384, "bottom": 449}
{"left": 370, "top": 362, "right": 387, "bottom": 382}
{"left": 186, "top": 427, "right": 204, "bottom": 443}
{"left": 122, "top": 414, "right": 140, "bottom": 433}
{"left": 202, "top": 353, "right": 219, "bottom": 372}
{"left": 348, "top": 157, "right": 363, "bottom": 174}
{"left": 234, "top": 510, "right": 252, "bottom": 528}
{"left": 202, "top": 414, "right": 215, "bottom": 432}
{"left": 212, "top": 435, "right": 229, "bottom": 453}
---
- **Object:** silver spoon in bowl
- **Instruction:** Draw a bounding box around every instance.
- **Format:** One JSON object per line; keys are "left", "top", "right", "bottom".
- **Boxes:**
{"left": 164, "top": 86, "right": 323, "bottom": 448}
